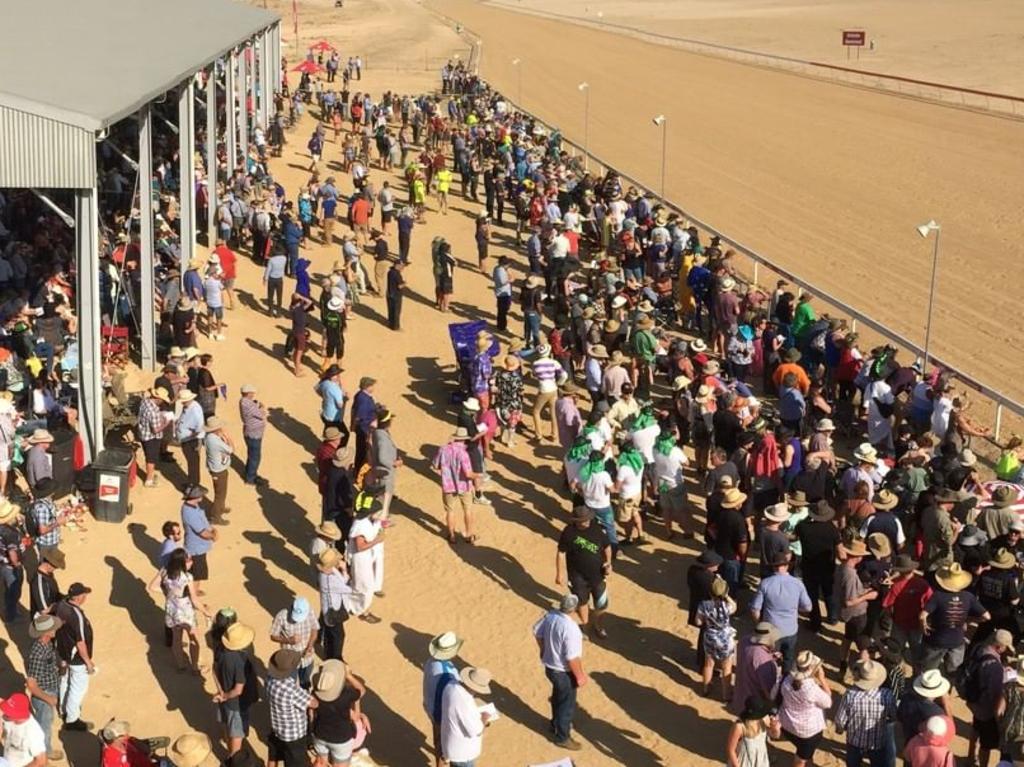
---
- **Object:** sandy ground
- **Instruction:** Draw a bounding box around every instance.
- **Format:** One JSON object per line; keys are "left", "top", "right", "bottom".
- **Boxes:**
{"left": 480, "top": 0, "right": 1024, "bottom": 96}
{"left": 428, "top": 0, "right": 1024, "bottom": 408}
{"left": 0, "top": 0, "right": 994, "bottom": 765}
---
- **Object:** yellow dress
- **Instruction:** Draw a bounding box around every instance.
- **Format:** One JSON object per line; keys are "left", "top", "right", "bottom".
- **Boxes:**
{"left": 677, "top": 252, "right": 696, "bottom": 313}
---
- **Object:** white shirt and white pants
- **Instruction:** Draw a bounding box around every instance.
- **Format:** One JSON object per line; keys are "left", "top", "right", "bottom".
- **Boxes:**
{"left": 348, "top": 517, "right": 384, "bottom": 609}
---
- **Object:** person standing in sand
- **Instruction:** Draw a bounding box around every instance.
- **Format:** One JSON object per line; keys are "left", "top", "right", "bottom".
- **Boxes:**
{"left": 533, "top": 594, "right": 586, "bottom": 752}
{"left": 347, "top": 500, "right": 385, "bottom": 625}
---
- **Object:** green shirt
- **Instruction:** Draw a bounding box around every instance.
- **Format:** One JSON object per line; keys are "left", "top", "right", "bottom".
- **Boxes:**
{"left": 791, "top": 301, "right": 816, "bottom": 339}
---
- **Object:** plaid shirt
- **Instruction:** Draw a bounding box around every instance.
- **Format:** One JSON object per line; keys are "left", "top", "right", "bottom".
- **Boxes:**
{"left": 29, "top": 499, "right": 59, "bottom": 548}
{"left": 835, "top": 687, "right": 897, "bottom": 749}
{"left": 266, "top": 676, "right": 312, "bottom": 741}
{"left": 136, "top": 396, "right": 165, "bottom": 442}
{"left": 26, "top": 638, "right": 60, "bottom": 693}
{"left": 269, "top": 610, "right": 318, "bottom": 667}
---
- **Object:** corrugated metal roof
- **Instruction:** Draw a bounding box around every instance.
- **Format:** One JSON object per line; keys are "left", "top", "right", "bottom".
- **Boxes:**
{"left": 0, "top": 0, "right": 279, "bottom": 132}
{"left": 0, "top": 106, "right": 95, "bottom": 188}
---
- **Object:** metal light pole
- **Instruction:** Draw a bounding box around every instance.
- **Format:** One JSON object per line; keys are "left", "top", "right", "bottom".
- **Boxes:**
{"left": 652, "top": 114, "right": 667, "bottom": 199}
{"left": 511, "top": 58, "right": 522, "bottom": 106}
{"left": 917, "top": 220, "right": 941, "bottom": 374}
{"left": 578, "top": 82, "right": 590, "bottom": 170}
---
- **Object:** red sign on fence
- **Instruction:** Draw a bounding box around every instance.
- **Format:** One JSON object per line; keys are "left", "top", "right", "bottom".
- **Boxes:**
{"left": 843, "top": 30, "right": 866, "bottom": 46}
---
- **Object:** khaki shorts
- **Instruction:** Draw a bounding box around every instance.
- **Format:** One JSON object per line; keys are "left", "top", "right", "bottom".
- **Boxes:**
{"left": 659, "top": 485, "right": 687, "bottom": 518}
{"left": 442, "top": 490, "right": 473, "bottom": 514}
{"left": 616, "top": 495, "right": 641, "bottom": 523}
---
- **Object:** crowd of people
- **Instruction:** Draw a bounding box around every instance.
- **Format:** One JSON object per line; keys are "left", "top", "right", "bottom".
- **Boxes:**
{"left": 0, "top": 29, "right": 1023, "bottom": 767}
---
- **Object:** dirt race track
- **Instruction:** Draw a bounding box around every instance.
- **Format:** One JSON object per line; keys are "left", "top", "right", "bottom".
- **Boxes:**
{"left": 430, "top": 0, "right": 1024, "bottom": 404}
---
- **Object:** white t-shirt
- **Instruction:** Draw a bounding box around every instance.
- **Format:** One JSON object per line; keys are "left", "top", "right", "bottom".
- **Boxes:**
{"left": 653, "top": 447, "right": 687, "bottom": 490}
{"left": 440, "top": 683, "right": 485, "bottom": 763}
{"left": 616, "top": 464, "right": 643, "bottom": 500}
{"left": 349, "top": 517, "right": 380, "bottom": 551}
{"left": 931, "top": 395, "right": 954, "bottom": 440}
{"left": 580, "top": 470, "right": 613, "bottom": 509}
{"left": 2, "top": 717, "right": 46, "bottom": 767}
{"left": 630, "top": 424, "right": 661, "bottom": 464}
{"left": 865, "top": 380, "right": 895, "bottom": 443}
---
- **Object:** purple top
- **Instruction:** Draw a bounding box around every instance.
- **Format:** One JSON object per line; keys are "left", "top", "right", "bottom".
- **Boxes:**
{"left": 470, "top": 351, "right": 493, "bottom": 395}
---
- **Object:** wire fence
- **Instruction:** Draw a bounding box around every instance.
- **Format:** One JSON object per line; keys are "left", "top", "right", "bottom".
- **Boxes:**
{"left": 473, "top": 3, "right": 1024, "bottom": 119}
{"left": 363, "top": 49, "right": 474, "bottom": 73}
{"left": 422, "top": 8, "right": 1024, "bottom": 445}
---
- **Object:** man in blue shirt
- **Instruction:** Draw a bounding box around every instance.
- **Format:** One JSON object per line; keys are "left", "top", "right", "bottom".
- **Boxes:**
{"left": 180, "top": 484, "right": 217, "bottom": 595}
{"left": 750, "top": 553, "right": 811, "bottom": 674}
{"left": 350, "top": 377, "right": 378, "bottom": 471}
{"left": 778, "top": 372, "right": 807, "bottom": 432}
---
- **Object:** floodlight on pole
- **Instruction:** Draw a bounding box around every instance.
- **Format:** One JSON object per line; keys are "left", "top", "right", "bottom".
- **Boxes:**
{"left": 917, "top": 219, "right": 941, "bottom": 375}
{"left": 578, "top": 82, "right": 590, "bottom": 170}
{"left": 652, "top": 115, "right": 667, "bottom": 199}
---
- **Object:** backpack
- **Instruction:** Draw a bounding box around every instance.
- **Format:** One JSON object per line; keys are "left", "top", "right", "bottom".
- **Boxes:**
{"left": 955, "top": 647, "right": 1000, "bottom": 703}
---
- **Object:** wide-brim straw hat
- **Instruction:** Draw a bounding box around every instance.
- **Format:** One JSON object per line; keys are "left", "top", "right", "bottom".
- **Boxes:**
{"left": 0, "top": 501, "right": 20, "bottom": 525}
{"left": 689, "top": 339, "right": 708, "bottom": 353}
{"left": 672, "top": 375, "right": 692, "bottom": 392}
{"left": 28, "top": 429, "right": 54, "bottom": 444}
{"left": 267, "top": 649, "right": 301, "bottom": 679}
{"left": 331, "top": 447, "right": 351, "bottom": 468}
{"left": 935, "top": 562, "right": 972, "bottom": 592}
{"left": 177, "top": 390, "right": 197, "bottom": 403}
{"left": 842, "top": 539, "right": 869, "bottom": 558}
{"left": 503, "top": 355, "right": 521, "bottom": 371}
{"left": 853, "top": 443, "right": 878, "bottom": 463}
{"left": 752, "top": 621, "right": 780, "bottom": 647}
{"left": 912, "top": 670, "right": 950, "bottom": 699}
{"left": 314, "top": 659, "right": 347, "bottom": 702}
{"left": 703, "top": 360, "right": 721, "bottom": 375}
{"left": 635, "top": 315, "right": 654, "bottom": 331}
{"left": 318, "top": 548, "right": 342, "bottom": 571}
{"left": 589, "top": 344, "right": 609, "bottom": 360}
{"left": 170, "top": 733, "right": 219, "bottom": 767}
{"left": 149, "top": 386, "right": 172, "bottom": 403}
{"left": 867, "top": 532, "right": 892, "bottom": 559}
{"left": 317, "top": 521, "right": 343, "bottom": 541}
{"left": 990, "top": 547, "right": 1017, "bottom": 570}
{"left": 459, "top": 667, "right": 492, "bottom": 696}
{"left": 221, "top": 623, "right": 256, "bottom": 651}
{"left": 874, "top": 489, "right": 899, "bottom": 511}
{"left": 428, "top": 631, "right": 464, "bottom": 660}
{"left": 721, "top": 488, "right": 747, "bottom": 509}
{"left": 786, "top": 490, "right": 809, "bottom": 508}
{"left": 763, "top": 503, "right": 790, "bottom": 523}
{"left": 853, "top": 659, "right": 887, "bottom": 690}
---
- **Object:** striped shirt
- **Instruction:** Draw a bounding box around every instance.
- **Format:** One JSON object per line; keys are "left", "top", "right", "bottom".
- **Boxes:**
{"left": 532, "top": 358, "right": 562, "bottom": 393}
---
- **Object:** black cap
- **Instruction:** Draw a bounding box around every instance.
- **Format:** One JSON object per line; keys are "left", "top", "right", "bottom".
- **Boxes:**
{"left": 697, "top": 550, "right": 724, "bottom": 567}
{"left": 67, "top": 583, "right": 92, "bottom": 598}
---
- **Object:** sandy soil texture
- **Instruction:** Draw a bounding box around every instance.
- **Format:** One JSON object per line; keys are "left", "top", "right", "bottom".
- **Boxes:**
{"left": 480, "top": 0, "right": 1024, "bottom": 96}
{"left": 430, "top": 0, "right": 1024, "bottom": 406}
{"left": 0, "top": 1, "right": 994, "bottom": 766}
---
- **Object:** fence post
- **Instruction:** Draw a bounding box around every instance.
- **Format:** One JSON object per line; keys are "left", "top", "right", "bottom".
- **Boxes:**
{"left": 752, "top": 261, "right": 759, "bottom": 285}
{"left": 995, "top": 403, "right": 1004, "bottom": 442}
{"left": 851, "top": 319, "right": 858, "bottom": 333}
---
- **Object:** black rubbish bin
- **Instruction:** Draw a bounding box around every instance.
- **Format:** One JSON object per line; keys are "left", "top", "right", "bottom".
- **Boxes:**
{"left": 88, "top": 448, "right": 135, "bottom": 523}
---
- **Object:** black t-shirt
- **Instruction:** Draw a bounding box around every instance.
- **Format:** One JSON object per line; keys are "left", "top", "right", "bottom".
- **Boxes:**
{"left": 215, "top": 649, "right": 260, "bottom": 711}
{"left": 313, "top": 687, "right": 361, "bottom": 743}
{"left": 374, "top": 239, "right": 389, "bottom": 262}
{"left": 172, "top": 308, "right": 193, "bottom": 343}
{"left": 712, "top": 508, "right": 748, "bottom": 560}
{"left": 30, "top": 569, "right": 62, "bottom": 615}
{"left": 54, "top": 601, "right": 93, "bottom": 665}
{"left": 924, "top": 589, "right": 986, "bottom": 649}
{"left": 760, "top": 528, "right": 790, "bottom": 568}
{"left": 705, "top": 462, "right": 740, "bottom": 495}
{"left": 387, "top": 267, "right": 403, "bottom": 298}
{"left": 976, "top": 569, "right": 1021, "bottom": 620}
{"left": 795, "top": 519, "right": 840, "bottom": 570}
{"left": 291, "top": 304, "right": 309, "bottom": 335}
{"left": 791, "top": 466, "right": 829, "bottom": 503}
{"left": 712, "top": 411, "right": 743, "bottom": 455}
{"left": 558, "top": 522, "right": 609, "bottom": 582}
{"left": 197, "top": 368, "right": 215, "bottom": 390}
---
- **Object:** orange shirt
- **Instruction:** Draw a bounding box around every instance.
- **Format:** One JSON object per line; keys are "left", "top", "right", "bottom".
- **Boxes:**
{"left": 772, "top": 362, "right": 811, "bottom": 394}
{"left": 351, "top": 198, "right": 370, "bottom": 226}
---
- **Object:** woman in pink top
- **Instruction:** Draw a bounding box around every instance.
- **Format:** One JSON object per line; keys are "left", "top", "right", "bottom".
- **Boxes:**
{"left": 904, "top": 715, "right": 955, "bottom": 767}
{"left": 778, "top": 651, "right": 832, "bottom": 767}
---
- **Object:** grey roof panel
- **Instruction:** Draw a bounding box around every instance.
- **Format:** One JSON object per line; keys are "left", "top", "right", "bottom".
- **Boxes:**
{"left": 0, "top": 0, "right": 278, "bottom": 131}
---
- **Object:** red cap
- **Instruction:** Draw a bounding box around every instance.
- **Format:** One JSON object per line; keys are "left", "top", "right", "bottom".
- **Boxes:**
{"left": 0, "top": 692, "right": 30, "bottom": 721}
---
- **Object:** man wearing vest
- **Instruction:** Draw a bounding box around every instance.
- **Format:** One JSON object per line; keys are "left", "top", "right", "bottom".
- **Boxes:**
{"left": 54, "top": 582, "right": 95, "bottom": 730}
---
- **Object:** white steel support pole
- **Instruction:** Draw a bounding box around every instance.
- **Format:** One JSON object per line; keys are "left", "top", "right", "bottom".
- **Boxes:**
{"left": 138, "top": 106, "right": 156, "bottom": 371}
{"left": 922, "top": 226, "right": 941, "bottom": 375}
{"left": 76, "top": 188, "right": 103, "bottom": 463}
{"left": 227, "top": 50, "right": 238, "bottom": 175}
{"left": 178, "top": 82, "right": 196, "bottom": 269}
{"left": 206, "top": 65, "right": 218, "bottom": 247}
{"left": 240, "top": 46, "right": 249, "bottom": 165}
